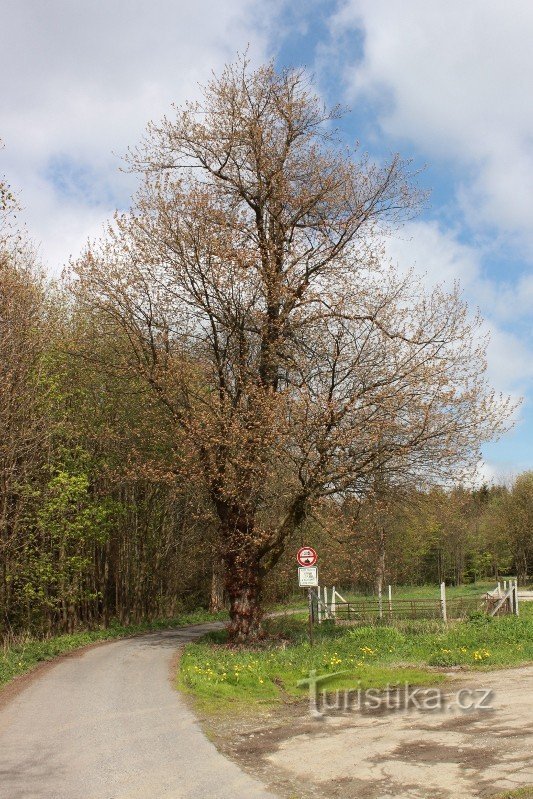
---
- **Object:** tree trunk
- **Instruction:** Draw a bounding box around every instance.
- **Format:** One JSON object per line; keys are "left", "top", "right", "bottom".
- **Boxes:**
{"left": 224, "top": 556, "right": 263, "bottom": 643}
{"left": 216, "top": 494, "right": 308, "bottom": 643}
{"left": 375, "top": 526, "right": 386, "bottom": 596}
{"left": 218, "top": 505, "right": 264, "bottom": 642}
{"left": 209, "top": 558, "right": 225, "bottom": 613}
{"left": 516, "top": 551, "right": 528, "bottom": 584}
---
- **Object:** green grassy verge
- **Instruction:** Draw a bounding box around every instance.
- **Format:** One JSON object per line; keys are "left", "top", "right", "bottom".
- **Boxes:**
{"left": 346, "top": 580, "right": 521, "bottom": 600}
{"left": 494, "top": 789, "right": 533, "bottom": 799}
{"left": 0, "top": 610, "right": 227, "bottom": 689}
{"left": 178, "top": 604, "right": 533, "bottom": 712}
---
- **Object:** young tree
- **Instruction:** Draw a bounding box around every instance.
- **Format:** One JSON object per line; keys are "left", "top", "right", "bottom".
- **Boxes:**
{"left": 72, "top": 60, "right": 514, "bottom": 641}
{"left": 0, "top": 232, "right": 50, "bottom": 635}
{"left": 489, "top": 473, "right": 533, "bottom": 582}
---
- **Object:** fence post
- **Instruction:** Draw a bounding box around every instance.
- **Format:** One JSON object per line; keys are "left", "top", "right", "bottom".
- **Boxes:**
{"left": 378, "top": 587, "right": 383, "bottom": 620}
{"left": 504, "top": 579, "right": 507, "bottom": 592}
{"left": 497, "top": 581, "right": 501, "bottom": 596}
{"left": 514, "top": 580, "right": 520, "bottom": 616}
{"left": 388, "top": 585, "right": 392, "bottom": 617}
{"left": 440, "top": 582, "right": 447, "bottom": 623}
{"left": 332, "top": 586, "right": 336, "bottom": 619}
{"left": 317, "top": 587, "right": 322, "bottom": 624}
{"left": 323, "top": 586, "right": 328, "bottom": 619}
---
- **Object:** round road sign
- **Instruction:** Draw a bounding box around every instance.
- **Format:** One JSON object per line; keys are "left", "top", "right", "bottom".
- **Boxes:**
{"left": 297, "top": 546, "right": 317, "bottom": 567}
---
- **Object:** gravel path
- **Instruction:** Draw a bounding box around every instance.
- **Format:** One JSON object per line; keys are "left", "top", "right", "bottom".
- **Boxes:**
{"left": 262, "top": 666, "right": 533, "bottom": 798}
{"left": 0, "top": 623, "right": 277, "bottom": 799}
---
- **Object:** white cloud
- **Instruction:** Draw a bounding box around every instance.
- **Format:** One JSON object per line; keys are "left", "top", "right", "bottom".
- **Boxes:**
{"left": 384, "top": 221, "right": 481, "bottom": 291}
{"left": 0, "top": 0, "right": 279, "bottom": 271}
{"left": 333, "top": 0, "right": 533, "bottom": 243}
{"left": 472, "top": 459, "right": 514, "bottom": 488}
{"left": 483, "top": 325, "right": 533, "bottom": 398}
{"left": 383, "top": 221, "right": 533, "bottom": 397}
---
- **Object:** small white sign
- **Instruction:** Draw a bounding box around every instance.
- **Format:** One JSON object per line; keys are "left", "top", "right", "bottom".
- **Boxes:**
{"left": 298, "top": 566, "right": 318, "bottom": 587}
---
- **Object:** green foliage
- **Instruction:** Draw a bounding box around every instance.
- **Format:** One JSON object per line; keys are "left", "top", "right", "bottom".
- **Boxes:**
{"left": 38, "top": 468, "right": 120, "bottom": 553}
{"left": 467, "top": 609, "right": 493, "bottom": 624}
{"left": 346, "top": 625, "right": 407, "bottom": 647}
{"left": 12, "top": 465, "right": 123, "bottom": 629}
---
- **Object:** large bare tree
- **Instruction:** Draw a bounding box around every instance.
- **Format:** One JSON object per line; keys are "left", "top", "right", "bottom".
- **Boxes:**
{"left": 72, "top": 60, "right": 514, "bottom": 641}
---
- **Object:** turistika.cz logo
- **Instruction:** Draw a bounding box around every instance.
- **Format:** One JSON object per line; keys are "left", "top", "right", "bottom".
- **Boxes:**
{"left": 297, "top": 670, "right": 495, "bottom": 718}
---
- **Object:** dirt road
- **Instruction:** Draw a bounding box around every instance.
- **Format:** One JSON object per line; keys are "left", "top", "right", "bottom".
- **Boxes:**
{"left": 0, "top": 624, "right": 277, "bottom": 799}
{"left": 219, "top": 665, "right": 533, "bottom": 799}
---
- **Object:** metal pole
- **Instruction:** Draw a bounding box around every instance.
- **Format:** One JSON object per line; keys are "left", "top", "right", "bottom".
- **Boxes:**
{"left": 308, "top": 588, "right": 314, "bottom": 646}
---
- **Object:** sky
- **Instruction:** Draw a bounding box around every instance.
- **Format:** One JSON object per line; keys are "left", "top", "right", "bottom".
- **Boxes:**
{"left": 1, "top": 0, "right": 532, "bottom": 483}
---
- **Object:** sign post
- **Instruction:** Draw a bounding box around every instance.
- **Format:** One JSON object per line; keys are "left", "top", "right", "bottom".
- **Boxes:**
{"left": 297, "top": 547, "right": 318, "bottom": 646}
{"left": 308, "top": 586, "right": 314, "bottom": 646}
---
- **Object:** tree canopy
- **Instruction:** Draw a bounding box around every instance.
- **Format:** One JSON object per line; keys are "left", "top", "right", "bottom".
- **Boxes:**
{"left": 70, "top": 60, "right": 514, "bottom": 640}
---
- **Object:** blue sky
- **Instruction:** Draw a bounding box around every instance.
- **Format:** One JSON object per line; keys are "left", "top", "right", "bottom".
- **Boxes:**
{"left": 1, "top": 0, "right": 532, "bottom": 482}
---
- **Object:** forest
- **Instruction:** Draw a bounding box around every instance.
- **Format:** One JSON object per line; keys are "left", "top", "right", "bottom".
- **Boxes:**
{"left": 1, "top": 61, "right": 531, "bottom": 644}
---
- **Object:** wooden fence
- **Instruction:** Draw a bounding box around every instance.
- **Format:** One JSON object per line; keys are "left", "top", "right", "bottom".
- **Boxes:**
{"left": 485, "top": 580, "right": 520, "bottom": 617}
{"left": 328, "top": 596, "right": 482, "bottom": 624}
{"left": 312, "top": 580, "right": 521, "bottom": 626}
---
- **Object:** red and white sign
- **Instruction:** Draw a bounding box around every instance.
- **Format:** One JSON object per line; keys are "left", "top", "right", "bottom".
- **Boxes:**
{"left": 297, "top": 546, "right": 317, "bottom": 567}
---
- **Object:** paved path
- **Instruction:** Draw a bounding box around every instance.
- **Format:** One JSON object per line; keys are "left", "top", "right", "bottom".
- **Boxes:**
{"left": 0, "top": 624, "right": 277, "bottom": 799}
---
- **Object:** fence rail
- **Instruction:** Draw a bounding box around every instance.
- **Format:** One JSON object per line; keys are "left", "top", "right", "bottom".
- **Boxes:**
{"left": 330, "top": 596, "right": 482, "bottom": 624}
{"left": 485, "top": 580, "right": 520, "bottom": 616}
{"left": 311, "top": 581, "right": 521, "bottom": 626}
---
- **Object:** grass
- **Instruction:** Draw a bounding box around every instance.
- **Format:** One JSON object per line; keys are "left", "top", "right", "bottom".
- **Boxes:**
{"left": 354, "top": 580, "right": 519, "bottom": 599}
{"left": 178, "top": 603, "right": 533, "bottom": 712}
{"left": 494, "top": 790, "right": 533, "bottom": 799}
{"left": 0, "top": 609, "right": 227, "bottom": 689}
